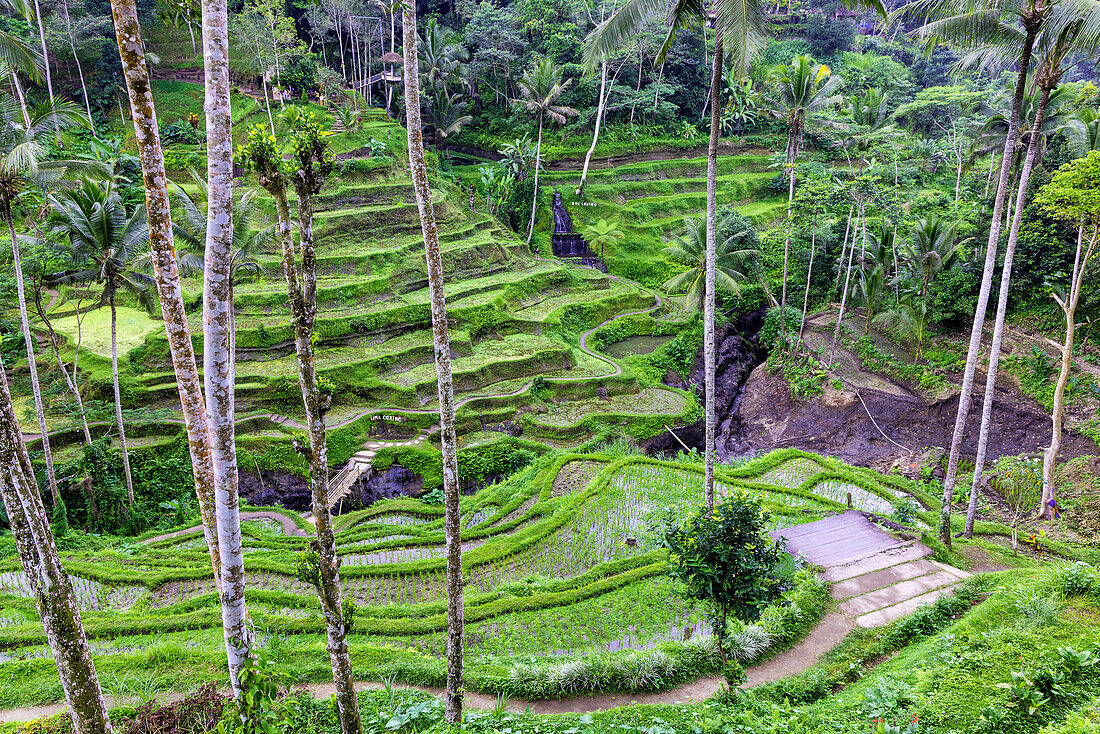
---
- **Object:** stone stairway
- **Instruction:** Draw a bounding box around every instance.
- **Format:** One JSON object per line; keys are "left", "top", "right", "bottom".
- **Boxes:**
{"left": 773, "top": 511, "right": 970, "bottom": 629}
{"left": 324, "top": 434, "right": 428, "bottom": 509}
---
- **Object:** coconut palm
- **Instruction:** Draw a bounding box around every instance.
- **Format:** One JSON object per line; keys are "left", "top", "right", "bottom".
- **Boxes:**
{"left": 893, "top": 0, "right": 1054, "bottom": 546}
{"left": 584, "top": 0, "right": 771, "bottom": 507}
{"left": 903, "top": 215, "right": 967, "bottom": 297}
{"left": 580, "top": 217, "right": 625, "bottom": 259}
{"left": 425, "top": 89, "right": 473, "bottom": 154}
{"left": 662, "top": 214, "right": 759, "bottom": 311}
{"left": 418, "top": 18, "right": 467, "bottom": 94}
{"left": 401, "top": 0, "right": 464, "bottom": 723}
{"left": 516, "top": 59, "right": 578, "bottom": 249}
{"left": 874, "top": 297, "right": 932, "bottom": 359}
{"left": 48, "top": 178, "right": 154, "bottom": 507}
{"left": 161, "top": 169, "right": 272, "bottom": 354}
{"left": 962, "top": 23, "right": 1085, "bottom": 539}
{"left": 759, "top": 55, "right": 843, "bottom": 323}
{"left": 0, "top": 94, "right": 91, "bottom": 510}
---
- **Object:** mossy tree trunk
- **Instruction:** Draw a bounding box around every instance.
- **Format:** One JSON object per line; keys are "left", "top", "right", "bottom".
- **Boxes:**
{"left": 939, "top": 22, "right": 1038, "bottom": 548}
{"left": 6, "top": 209, "right": 59, "bottom": 505}
{"left": 108, "top": 0, "right": 231, "bottom": 662}
{"left": 401, "top": 0, "right": 464, "bottom": 721}
{"left": 703, "top": 30, "right": 723, "bottom": 509}
{"left": 199, "top": 0, "right": 253, "bottom": 691}
{"left": 0, "top": 362, "right": 112, "bottom": 734}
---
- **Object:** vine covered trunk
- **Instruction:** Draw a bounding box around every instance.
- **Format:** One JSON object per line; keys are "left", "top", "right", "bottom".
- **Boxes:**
{"left": 0, "top": 362, "right": 112, "bottom": 734}
{"left": 703, "top": 30, "right": 723, "bottom": 508}
{"left": 402, "top": 0, "right": 464, "bottom": 720}
{"left": 108, "top": 0, "right": 225, "bottom": 640}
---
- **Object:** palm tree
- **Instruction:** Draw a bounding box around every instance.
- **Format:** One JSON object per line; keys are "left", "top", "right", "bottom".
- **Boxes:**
{"left": 401, "top": 1, "right": 464, "bottom": 722}
{"left": 1069, "top": 108, "right": 1100, "bottom": 155}
{"left": 894, "top": 0, "right": 1045, "bottom": 547}
{"left": 49, "top": 179, "right": 154, "bottom": 507}
{"left": 425, "top": 89, "right": 473, "bottom": 155}
{"left": 418, "top": 18, "right": 466, "bottom": 94}
{"left": 759, "top": 55, "right": 842, "bottom": 323}
{"left": 903, "top": 215, "right": 966, "bottom": 297}
{"left": 662, "top": 214, "right": 759, "bottom": 311}
{"left": 0, "top": 374, "right": 111, "bottom": 734}
{"left": 109, "top": 0, "right": 249, "bottom": 693}
{"left": 768, "top": 56, "right": 843, "bottom": 313}
{"left": 164, "top": 170, "right": 271, "bottom": 354}
{"left": 580, "top": 217, "right": 625, "bottom": 259}
{"left": 962, "top": 24, "right": 1084, "bottom": 538}
{"left": 516, "top": 59, "right": 578, "bottom": 249}
{"left": 874, "top": 297, "right": 932, "bottom": 359}
{"left": 585, "top": 0, "right": 770, "bottom": 507}
{"left": 0, "top": 95, "right": 89, "bottom": 509}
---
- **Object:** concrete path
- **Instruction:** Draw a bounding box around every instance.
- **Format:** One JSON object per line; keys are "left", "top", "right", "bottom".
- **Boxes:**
{"left": 772, "top": 511, "right": 970, "bottom": 628}
{"left": 140, "top": 511, "right": 310, "bottom": 543}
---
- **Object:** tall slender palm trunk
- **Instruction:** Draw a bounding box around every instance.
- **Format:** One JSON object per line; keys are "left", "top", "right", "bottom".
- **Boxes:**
{"left": 1041, "top": 223, "right": 1096, "bottom": 518}
{"left": 780, "top": 133, "right": 799, "bottom": 328}
{"left": 0, "top": 366, "right": 112, "bottom": 734}
{"left": 577, "top": 59, "right": 609, "bottom": 195}
{"left": 7, "top": 212, "right": 58, "bottom": 505}
{"left": 108, "top": 0, "right": 227, "bottom": 636}
{"left": 525, "top": 113, "right": 544, "bottom": 249}
{"left": 938, "top": 27, "right": 1037, "bottom": 547}
{"left": 798, "top": 210, "right": 816, "bottom": 346}
{"left": 108, "top": 294, "right": 135, "bottom": 506}
{"left": 402, "top": 2, "right": 463, "bottom": 721}
{"left": 30, "top": 0, "right": 59, "bottom": 142}
{"left": 964, "top": 80, "right": 1055, "bottom": 536}
{"left": 199, "top": 0, "right": 252, "bottom": 692}
{"left": 61, "top": 0, "right": 95, "bottom": 137}
{"left": 703, "top": 30, "right": 723, "bottom": 508}
{"left": 830, "top": 201, "right": 861, "bottom": 364}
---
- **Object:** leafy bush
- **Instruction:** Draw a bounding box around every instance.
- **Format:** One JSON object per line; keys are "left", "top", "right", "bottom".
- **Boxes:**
{"left": 1058, "top": 562, "right": 1097, "bottom": 596}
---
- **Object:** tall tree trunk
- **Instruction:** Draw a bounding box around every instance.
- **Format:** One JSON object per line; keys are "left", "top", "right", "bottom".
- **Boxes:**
{"left": 577, "top": 58, "right": 609, "bottom": 195}
{"left": 798, "top": 210, "right": 816, "bottom": 347}
{"left": 703, "top": 30, "right": 723, "bottom": 508}
{"left": 780, "top": 133, "right": 798, "bottom": 328}
{"left": 938, "top": 26, "right": 1037, "bottom": 548}
{"left": 8, "top": 211, "right": 59, "bottom": 505}
{"left": 30, "top": 0, "right": 60, "bottom": 142}
{"left": 525, "top": 113, "right": 543, "bottom": 249}
{"left": 830, "top": 201, "right": 861, "bottom": 365}
{"left": 108, "top": 294, "right": 134, "bottom": 506}
{"left": 262, "top": 75, "right": 277, "bottom": 135}
{"left": 0, "top": 369, "right": 112, "bottom": 734}
{"left": 61, "top": 0, "right": 96, "bottom": 137}
{"left": 963, "top": 80, "right": 1053, "bottom": 538}
{"left": 109, "top": 0, "right": 224, "bottom": 600}
{"left": 33, "top": 288, "right": 92, "bottom": 446}
{"left": 200, "top": 0, "right": 251, "bottom": 693}
{"left": 834, "top": 204, "right": 854, "bottom": 296}
{"left": 401, "top": 3, "right": 463, "bottom": 722}
{"left": 1041, "top": 224, "right": 1096, "bottom": 519}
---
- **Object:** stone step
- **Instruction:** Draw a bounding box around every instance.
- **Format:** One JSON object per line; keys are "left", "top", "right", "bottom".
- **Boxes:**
{"left": 855, "top": 584, "right": 962, "bottom": 628}
{"left": 840, "top": 570, "right": 962, "bottom": 616}
{"left": 823, "top": 542, "right": 933, "bottom": 583}
{"left": 830, "top": 559, "right": 942, "bottom": 600}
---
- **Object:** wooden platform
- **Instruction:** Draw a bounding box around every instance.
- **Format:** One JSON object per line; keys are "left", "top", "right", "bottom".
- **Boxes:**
{"left": 772, "top": 512, "right": 970, "bottom": 628}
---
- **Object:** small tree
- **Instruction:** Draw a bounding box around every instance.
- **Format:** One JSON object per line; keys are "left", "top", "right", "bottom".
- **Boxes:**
{"left": 657, "top": 491, "right": 792, "bottom": 660}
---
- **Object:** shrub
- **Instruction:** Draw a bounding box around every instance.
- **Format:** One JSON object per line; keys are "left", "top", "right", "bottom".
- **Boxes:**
{"left": 126, "top": 683, "right": 228, "bottom": 734}
{"left": 1058, "top": 562, "right": 1097, "bottom": 597}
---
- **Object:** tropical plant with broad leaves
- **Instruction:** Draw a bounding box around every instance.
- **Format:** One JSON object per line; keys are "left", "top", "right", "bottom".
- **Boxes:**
{"left": 662, "top": 213, "right": 759, "bottom": 312}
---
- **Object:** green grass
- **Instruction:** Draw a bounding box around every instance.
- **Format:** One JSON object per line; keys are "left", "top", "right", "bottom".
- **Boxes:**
{"left": 51, "top": 306, "right": 164, "bottom": 358}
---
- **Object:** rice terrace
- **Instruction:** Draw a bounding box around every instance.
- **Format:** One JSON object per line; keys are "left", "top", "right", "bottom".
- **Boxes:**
{"left": 2, "top": 0, "right": 1100, "bottom": 733}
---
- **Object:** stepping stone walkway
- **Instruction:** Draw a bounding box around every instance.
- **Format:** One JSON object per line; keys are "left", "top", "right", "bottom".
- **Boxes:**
{"left": 772, "top": 511, "right": 970, "bottom": 628}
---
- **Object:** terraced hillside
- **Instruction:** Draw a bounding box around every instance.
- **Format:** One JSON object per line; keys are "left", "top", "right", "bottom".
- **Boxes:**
{"left": 27, "top": 109, "right": 718, "bottom": 471}
{"left": 0, "top": 448, "right": 947, "bottom": 705}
